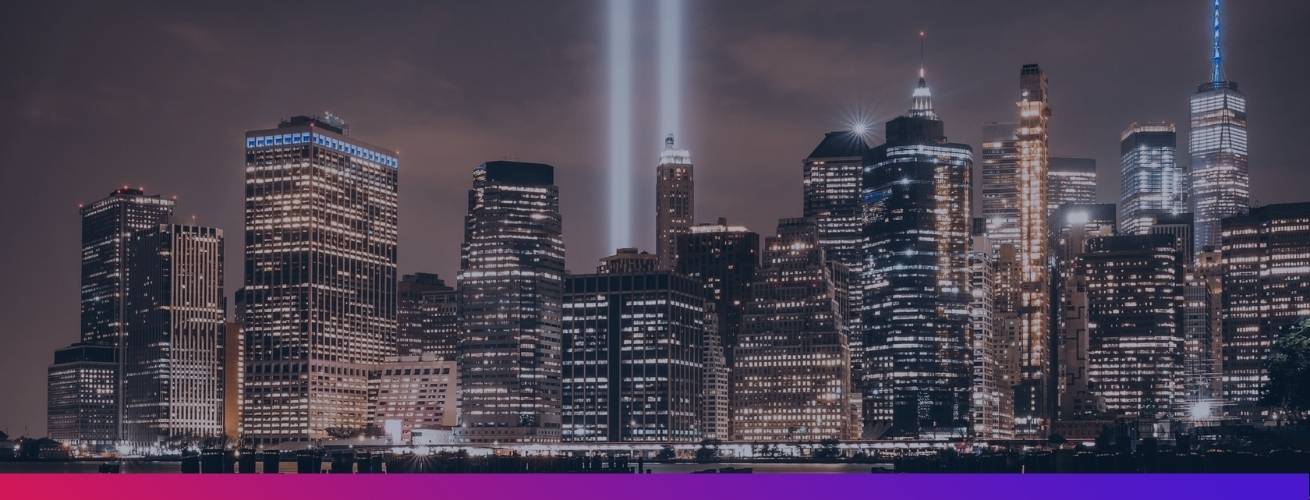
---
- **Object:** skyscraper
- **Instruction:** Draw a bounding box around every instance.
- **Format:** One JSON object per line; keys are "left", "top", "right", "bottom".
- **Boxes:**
{"left": 1119, "top": 122, "right": 1186, "bottom": 235}
{"left": 803, "top": 130, "right": 869, "bottom": 390}
{"left": 1184, "top": 247, "right": 1224, "bottom": 424}
{"left": 968, "top": 251, "right": 1005, "bottom": 439}
{"left": 861, "top": 64, "right": 972, "bottom": 439}
{"left": 732, "top": 219, "right": 858, "bottom": 441}
{"left": 1082, "top": 234, "right": 1185, "bottom": 427}
{"left": 562, "top": 251, "right": 704, "bottom": 442}
{"left": 123, "top": 224, "right": 226, "bottom": 447}
{"left": 675, "top": 219, "right": 759, "bottom": 370}
{"left": 656, "top": 135, "right": 694, "bottom": 270}
{"left": 1012, "top": 63, "right": 1053, "bottom": 438}
{"left": 1191, "top": 0, "right": 1250, "bottom": 252}
{"left": 397, "top": 273, "right": 459, "bottom": 360}
{"left": 458, "top": 161, "right": 565, "bottom": 444}
{"left": 79, "top": 188, "right": 176, "bottom": 347}
{"left": 981, "top": 122, "right": 1021, "bottom": 250}
{"left": 1221, "top": 202, "right": 1310, "bottom": 423}
{"left": 1048, "top": 157, "right": 1097, "bottom": 215}
{"left": 1050, "top": 204, "right": 1116, "bottom": 425}
{"left": 241, "top": 114, "right": 399, "bottom": 445}
{"left": 47, "top": 343, "right": 119, "bottom": 450}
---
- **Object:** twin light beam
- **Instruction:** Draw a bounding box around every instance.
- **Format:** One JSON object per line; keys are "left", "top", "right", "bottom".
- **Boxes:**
{"left": 608, "top": 0, "right": 683, "bottom": 251}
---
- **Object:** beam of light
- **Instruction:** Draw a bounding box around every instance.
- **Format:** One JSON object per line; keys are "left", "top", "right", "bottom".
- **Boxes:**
{"left": 608, "top": 0, "right": 634, "bottom": 250}
{"left": 658, "top": 0, "right": 682, "bottom": 143}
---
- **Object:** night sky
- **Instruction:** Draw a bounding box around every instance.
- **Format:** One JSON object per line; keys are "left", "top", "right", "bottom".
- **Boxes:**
{"left": 2, "top": 0, "right": 1307, "bottom": 436}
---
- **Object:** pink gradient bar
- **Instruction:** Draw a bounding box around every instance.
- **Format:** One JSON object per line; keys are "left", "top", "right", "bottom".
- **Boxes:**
{"left": 0, "top": 474, "right": 1304, "bottom": 500}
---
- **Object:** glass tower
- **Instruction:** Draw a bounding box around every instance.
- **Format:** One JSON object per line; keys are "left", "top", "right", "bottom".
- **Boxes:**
{"left": 397, "top": 273, "right": 459, "bottom": 360}
{"left": 562, "top": 252, "right": 705, "bottom": 442}
{"left": 79, "top": 188, "right": 176, "bottom": 347}
{"left": 457, "top": 161, "right": 565, "bottom": 444}
{"left": 1120, "top": 122, "right": 1186, "bottom": 235}
{"left": 1190, "top": 0, "right": 1249, "bottom": 252}
{"left": 241, "top": 114, "right": 399, "bottom": 445}
{"left": 123, "top": 224, "right": 226, "bottom": 447}
{"left": 1048, "top": 157, "right": 1097, "bottom": 216}
{"left": 861, "top": 66, "right": 972, "bottom": 439}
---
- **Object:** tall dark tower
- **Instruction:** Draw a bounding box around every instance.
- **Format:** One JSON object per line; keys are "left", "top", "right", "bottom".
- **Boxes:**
{"left": 458, "top": 161, "right": 566, "bottom": 444}
{"left": 861, "top": 57, "right": 973, "bottom": 439}
{"left": 656, "top": 135, "right": 694, "bottom": 269}
{"left": 241, "top": 114, "right": 399, "bottom": 445}
{"left": 79, "top": 188, "right": 175, "bottom": 347}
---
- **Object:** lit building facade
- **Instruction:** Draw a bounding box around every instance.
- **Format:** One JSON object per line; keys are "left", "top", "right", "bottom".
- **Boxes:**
{"left": 397, "top": 273, "right": 459, "bottom": 360}
{"left": 241, "top": 114, "right": 399, "bottom": 445}
{"left": 861, "top": 67, "right": 972, "bottom": 439}
{"left": 1119, "top": 122, "right": 1186, "bottom": 235}
{"left": 981, "top": 122, "right": 1021, "bottom": 250}
{"left": 1082, "top": 234, "right": 1185, "bottom": 421}
{"left": 968, "top": 251, "right": 1005, "bottom": 439}
{"left": 1191, "top": 0, "right": 1249, "bottom": 252}
{"left": 123, "top": 224, "right": 226, "bottom": 447}
{"left": 733, "top": 219, "right": 858, "bottom": 441}
{"left": 1012, "top": 63, "right": 1053, "bottom": 438}
{"left": 1048, "top": 157, "right": 1097, "bottom": 215}
{"left": 1050, "top": 204, "right": 1116, "bottom": 423}
{"left": 562, "top": 253, "right": 705, "bottom": 442}
{"left": 79, "top": 188, "right": 176, "bottom": 347}
{"left": 1184, "top": 248, "right": 1224, "bottom": 424}
{"left": 803, "top": 130, "right": 869, "bottom": 390}
{"left": 223, "top": 319, "right": 242, "bottom": 440}
{"left": 656, "top": 135, "right": 694, "bottom": 270}
{"left": 675, "top": 219, "right": 759, "bottom": 370}
{"left": 367, "top": 355, "right": 459, "bottom": 444}
{"left": 457, "top": 161, "right": 565, "bottom": 444}
{"left": 47, "top": 343, "right": 119, "bottom": 450}
{"left": 1221, "top": 202, "right": 1310, "bottom": 423}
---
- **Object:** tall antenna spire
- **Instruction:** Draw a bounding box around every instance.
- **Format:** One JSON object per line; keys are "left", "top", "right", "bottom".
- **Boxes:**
{"left": 1211, "top": 0, "right": 1223, "bottom": 83}
{"left": 910, "top": 31, "right": 937, "bottom": 119}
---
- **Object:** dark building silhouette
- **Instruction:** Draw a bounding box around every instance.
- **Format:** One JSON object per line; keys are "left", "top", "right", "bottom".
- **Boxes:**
{"left": 397, "top": 273, "right": 459, "bottom": 360}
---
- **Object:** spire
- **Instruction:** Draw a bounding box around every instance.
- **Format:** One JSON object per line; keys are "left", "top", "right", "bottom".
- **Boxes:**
{"left": 1211, "top": 0, "right": 1223, "bottom": 83}
{"left": 910, "top": 31, "right": 937, "bottom": 119}
{"left": 659, "top": 133, "right": 691, "bottom": 166}
{"left": 665, "top": 133, "right": 675, "bottom": 149}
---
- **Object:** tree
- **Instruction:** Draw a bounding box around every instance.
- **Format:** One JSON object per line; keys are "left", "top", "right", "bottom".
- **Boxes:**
{"left": 695, "top": 439, "right": 720, "bottom": 463}
{"left": 656, "top": 444, "right": 675, "bottom": 462}
{"left": 812, "top": 439, "right": 842, "bottom": 461}
{"left": 0, "top": 430, "right": 8, "bottom": 441}
{"left": 1261, "top": 321, "right": 1310, "bottom": 423}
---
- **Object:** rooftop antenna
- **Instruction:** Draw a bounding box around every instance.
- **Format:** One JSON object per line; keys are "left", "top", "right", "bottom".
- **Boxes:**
{"left": 919, "top": 30, "right": 926, "bottom": 79}
{"left": 1211, "top": 0, "right": 1223, "bottom": 83}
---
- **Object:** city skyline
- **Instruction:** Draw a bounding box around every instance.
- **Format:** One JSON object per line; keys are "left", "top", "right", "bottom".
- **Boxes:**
{"left": 3, "top": 1, "right": 1310, "bottom": 437}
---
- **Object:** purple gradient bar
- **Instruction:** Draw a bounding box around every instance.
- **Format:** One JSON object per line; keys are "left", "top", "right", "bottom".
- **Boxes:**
{"left": 0, "top": 474, "right": 1304, "bottom": 500}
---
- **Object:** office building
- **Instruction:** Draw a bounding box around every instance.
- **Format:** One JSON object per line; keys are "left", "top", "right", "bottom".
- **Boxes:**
{"left": 397, "top": 273, "right": 459, "bottom": 360}
{"left": 656, "top": 135, "right": 694, "bottom": 269}
{"left": 1119, "top": 122, "right": 1186, "bottom": 235}
{"left": 1011, "top": 63, "right": 1053, "bottom": 438}
{"left": 732, "top": 219, "right": 858, "bottom": 441}
{"left": 1048, "top": 157, "right": 1097, "bottom": 215}
{"left": 223, "top": 319, "right": 242, "bottom": 440}
{"left": 79, "top": 188, "right": 176, "bottom": 347}
{"left": 123, "top": 224, "right": 225, "bottom": 447}
{"left": 1191, "top": 0, "right": 1250, "bottom": 251}
{"left": 562, "top": 252, "right": 705, "bottom": 442}
{"left": 367, "top": 355, "right": 459, "bottom": 444}
{"left": 968, "top": 251, "right": 1006, "bottom": 439}
{"left": 47, "top": 343, "right": 119, "bottom": 450}
{"left": 458, "top": 161, "right": 565, "bottom": 444}
{"left": 1082, "top": 234, "right": 1185, "bottom": 422}
{"left": 1221, "top": 203, "right": 1310, "bottom": 422}
{"left": 1185, "top": 248, "right": 1224, "bottom": 424}
{"left": 861, "top": 64, "right": 972, "bottom": 439}
{"left": 981, "top": 122, "right": 1021, "bottom": 250}
{"left": 1051, "top": 204, "right": 1116, "bottom": 423}
{"left": 241, "top": 114, "right": 399, "bottom": 445}
{"left": 675, "top": 218, "right": 759, "bottom": 368}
